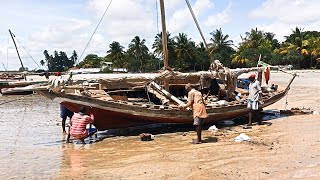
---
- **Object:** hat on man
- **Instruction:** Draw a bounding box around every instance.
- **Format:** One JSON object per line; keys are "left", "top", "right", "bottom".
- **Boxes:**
{"left": 249, "top": 73, "right": 256, "bottom": 78}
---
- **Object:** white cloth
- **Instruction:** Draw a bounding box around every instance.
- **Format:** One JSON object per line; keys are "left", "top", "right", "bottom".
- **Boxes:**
{"left": 248, "top": 80, "right": 262, "bottom": 101}
{"left": 247, "top": 99, "right": 259, "bottom": 110}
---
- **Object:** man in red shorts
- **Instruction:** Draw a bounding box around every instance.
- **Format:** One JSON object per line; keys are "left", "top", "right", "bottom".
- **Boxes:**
{"left": 69, "top": 106, "right": 96, "bottom": 144}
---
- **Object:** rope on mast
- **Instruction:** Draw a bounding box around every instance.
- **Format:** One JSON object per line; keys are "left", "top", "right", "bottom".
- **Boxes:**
{"left": 78, "top": 0, "right": 113, "bottom": 63}
{"left": 14, "top": 36, "right": 41, "bottom": 69}
{"left": 155, "top": 0, "right": 160, "bottom": 34}
{"left": 184, "top": 0, "right": 209, "bottom": 50}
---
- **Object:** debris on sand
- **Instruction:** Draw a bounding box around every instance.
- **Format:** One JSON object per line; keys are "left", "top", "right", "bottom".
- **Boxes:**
{"left": 280, "top": 107, "right": 315, "bottom": 115}
{"left": 140, "top": 133, "right": 153, "bottom": 141}
{"left": 208, "top": 125, "right": 218, "bottom": 131}
{"left": 234, "top": 133, "right": 251, "bottom": 142}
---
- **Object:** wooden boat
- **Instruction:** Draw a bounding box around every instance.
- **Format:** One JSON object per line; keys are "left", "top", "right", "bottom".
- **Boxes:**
{"left": 0, "top": 79, "right": 48, "bottom": 95}
{"left": 33, "top": 0, "right": 296, "bottom": 131}
{"left": 34, "top": 69, "right": 297, "bottom": 130}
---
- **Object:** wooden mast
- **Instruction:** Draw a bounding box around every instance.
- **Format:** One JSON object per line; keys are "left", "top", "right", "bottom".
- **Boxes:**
{"left": 159, "top": 0, "right": 170, "bottom": 90}
{"left": 8, "top": 29, "right": 25, "bottom": 71}
{"left": 159, "top": 0, "right": 169, "bottom": 68}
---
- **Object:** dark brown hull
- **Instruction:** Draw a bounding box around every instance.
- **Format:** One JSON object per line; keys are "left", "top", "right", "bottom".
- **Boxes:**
{"left": 40, "top": 89, "right": 288, "bottom": 130}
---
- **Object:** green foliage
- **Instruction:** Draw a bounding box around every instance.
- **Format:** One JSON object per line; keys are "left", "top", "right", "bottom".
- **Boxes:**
{"left": 107, "top": 41, "right": 125, "bottom": 68}
{"left": 232, "top": 28, "right": 275, "bottom": 67}
{"left": 101, "top": 68, "right": 113, "bottom": 73}
{"left": 127, "top": 36, "right": 150, "bottom": 72}
{"left": 43, "top": 50, "right": 76, "bottom": 71}
{"left": 78, "top": 54, "right": 103, "bottom": 68}
{"left": 209, "top": 29, "right": 234, "bottom": 67}
{"left": 44, "top": 28, "right": 320, "bottom": 71}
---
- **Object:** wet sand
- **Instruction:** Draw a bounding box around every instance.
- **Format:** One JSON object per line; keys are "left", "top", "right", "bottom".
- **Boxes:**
{"left": 1, "top": 70, "right": 320, "bottom": 179}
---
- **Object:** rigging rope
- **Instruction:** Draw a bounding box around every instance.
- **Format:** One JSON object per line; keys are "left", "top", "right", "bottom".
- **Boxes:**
{"left": 6, "top": 37, "right": 9, "bottom": 70}
{"left": 78, "top": 0, "right": 113, "bottom": 63}
{"left": 155, "top": 0, "right": 159, "bottom": 34}
{"left": 14, "top": 36, "right": 41, "bottom": 69}
{"left": 184, "top": 0, "right": 209, "bottom": 50}
{"left": 285, "top": 92, "right": 289, "bottom": 110}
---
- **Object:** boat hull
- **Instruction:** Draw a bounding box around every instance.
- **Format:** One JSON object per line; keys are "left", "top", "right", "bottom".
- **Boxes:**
{"left": 40, "top": 89, "right": 288, "bottom": 130}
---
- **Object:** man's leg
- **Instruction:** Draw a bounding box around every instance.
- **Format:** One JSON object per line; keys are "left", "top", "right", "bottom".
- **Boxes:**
{"left": 78, "top": 138, "right": 85, "bottom": 144}
{"left": 66, "top": 126, "right": 71, "bottom": 143}
{"left": 193, "top": 117, "right": 202, "bottom": 144}
{"left": 255, "top": 110, "right": 262, "bottom": 125}
{"left": 62, "top": 117, "right": 67, "bottom": 134}
{"left": 88, "top": 129, "right": 97, "bottom": 137}
{"left": 194, "top": 125, "right": 201, "bottom": 143}
{"left": 248, "top": 111, "right": 253, "bottom": 126}
{"left": 197, "top": 124, "right": 202, "bottom": 143}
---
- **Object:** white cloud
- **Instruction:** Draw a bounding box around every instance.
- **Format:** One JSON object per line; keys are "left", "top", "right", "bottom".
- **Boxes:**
{"left": 204, "top": 2, "right": 232, "bottom": 28}
{"left": 256, "top": 20, "right": 320, "bottom": 42}
{"left": 30, "top": 19, "right": 91, "bottom": 44}
{"left": 249, "top": 0, "right": 320, "bottom": 24}
{"left": 167, "top": 0, "right": 214, "bottom": 33}
{"left": 249, "top": 0, "right": 320, "bottom": 42}
{"left": 87, "top": 0, "right": 159, "bottom": 49}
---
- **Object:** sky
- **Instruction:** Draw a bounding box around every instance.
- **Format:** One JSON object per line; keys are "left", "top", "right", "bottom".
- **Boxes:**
{"left": 0, "top": 0, "right": 319, "bottom": 70}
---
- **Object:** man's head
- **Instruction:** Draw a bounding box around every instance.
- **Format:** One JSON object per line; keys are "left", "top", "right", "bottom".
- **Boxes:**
{"left": 79, "top": 106, "right": 86, "bottom": 114}
{"left": 185, "top": 83, "right": 192, "bottom": 92}
{"left": 249, "top": 73, "right": 256, "bottom": 82}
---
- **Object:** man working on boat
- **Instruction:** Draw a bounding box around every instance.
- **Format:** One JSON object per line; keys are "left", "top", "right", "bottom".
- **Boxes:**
{"left": 60, "top": 104, "right": 74, "bottom": 134}
{"left": 179, "top": 83, "right": 208, "bottom": 144}
{"left": 247, "top": 73, "right": 262, "bottom": 126}
{"left": 69, "top": 106, "right": 96, "bottom": 144}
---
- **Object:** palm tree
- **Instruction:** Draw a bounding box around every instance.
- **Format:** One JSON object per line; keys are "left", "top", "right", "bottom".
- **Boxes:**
{"left": 283, "top": 27, "right": 312, "bottom": 68}
{"left": 196, "top": 42, "right": 210, "bottom": 70}
{"left": 306, "top": 37, "right": 320, "bottom": 67}
{"left": 243, "top": 28, "right": 264, "bottom": 48}
{"left": 285, "top": 27, "right": 306, "bottom": 48}
{"left": 209, "top": 29, "right": 234, "bottom": 67}
{"left": 152, "top": 32, "right": 176, "bottom": 67}
{"left": 128, "top": 36, "right": 149, "bottom": 72}
{"left": 174, "top": 33, "right": 196, "bottom": 70}
{"left": 107, "top": 41, "right": 125, "bottom": 68}
{"left": 209, "top": 28, "right": 233, "bottom": 53}
{"left": 40, "top": 60, "right": 45, "bottom": 66}
{"left": 264, "top": 32, "right": 280, "bottom": 50}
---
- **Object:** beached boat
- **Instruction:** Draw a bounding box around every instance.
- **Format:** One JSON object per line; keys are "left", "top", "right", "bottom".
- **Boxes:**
{"left": 34, "top": 67, "right": 296, "bottom": 130}
{"left": 0, "top": 78, "right": 48, "bottom": 95}
{"left": 32, "top": 0, "right": 297, "bottom": 130}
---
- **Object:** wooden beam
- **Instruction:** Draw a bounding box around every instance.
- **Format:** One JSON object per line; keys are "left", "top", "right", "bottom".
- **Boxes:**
{"left": 150, "top": 81, "right": 184, "bottom": 105}
{"left": 159, "top": 0, "right": 169, "bottom": 68}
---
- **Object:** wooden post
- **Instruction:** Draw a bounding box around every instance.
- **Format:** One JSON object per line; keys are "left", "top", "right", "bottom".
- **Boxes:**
{"left": 159, "top": 0, "right": 169, "bottom": 68}
{"left": 150, "top": 81, "right": 184, "bottom": 105}
{"left": 159, "top": 0, "right": 170, "bottom": 91}
{"left": 9, "top": 29, "right": 25, "bottom": 71}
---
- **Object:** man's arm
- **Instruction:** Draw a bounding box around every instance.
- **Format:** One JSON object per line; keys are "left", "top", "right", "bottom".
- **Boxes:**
{"left": 257, "top": 81, "right": 262, "bottom": 93}
{"left": 88, "top": 113, "right": 94, "bottom": 124}
{"left": 182, "top": 91, "right": 194, "bottom": 109}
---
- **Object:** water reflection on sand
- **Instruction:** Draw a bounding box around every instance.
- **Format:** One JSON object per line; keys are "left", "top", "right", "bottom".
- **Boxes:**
{"left": 0, "top": 95, "right": 62, "bottom": 179}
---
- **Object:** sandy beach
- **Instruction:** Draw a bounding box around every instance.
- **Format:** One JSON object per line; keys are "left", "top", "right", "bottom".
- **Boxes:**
{"left": 0, "top": 70, "right": 320, "bottom": 179}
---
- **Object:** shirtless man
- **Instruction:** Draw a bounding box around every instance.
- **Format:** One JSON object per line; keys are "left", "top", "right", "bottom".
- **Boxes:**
{"left": 179, "top": 83, "right": 208, "bottom": 144}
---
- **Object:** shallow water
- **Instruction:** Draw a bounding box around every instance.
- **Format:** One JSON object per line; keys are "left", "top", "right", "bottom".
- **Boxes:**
{"left": 0, "top": 95, "right": 63, "bottom": 179}
{"left": 0, "top": 94, "right": 193, "bottom": 179}
{"left": 0, "top": 71, "right": 319, "bottom": 179}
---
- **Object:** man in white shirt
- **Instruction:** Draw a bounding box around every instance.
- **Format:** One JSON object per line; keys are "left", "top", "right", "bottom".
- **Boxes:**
{"left": 247, "top": 73, "right": 262, "bottom": 126}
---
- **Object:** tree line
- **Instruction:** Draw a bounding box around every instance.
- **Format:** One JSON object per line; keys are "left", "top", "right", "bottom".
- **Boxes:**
{"left": 41, "top": 27, "right": 320, "bottom": 72}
